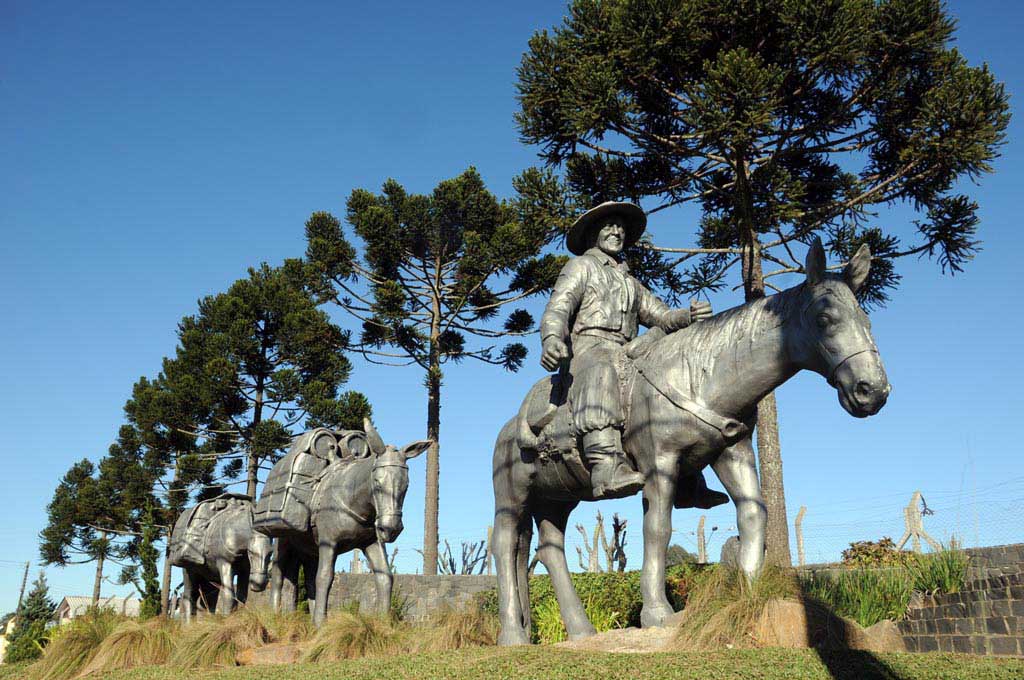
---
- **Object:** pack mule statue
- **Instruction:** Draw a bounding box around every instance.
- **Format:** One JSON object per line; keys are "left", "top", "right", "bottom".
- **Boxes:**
{"left": 255, "top": 419, "right": 430, "bottom": 627}
{"left": 169, "top": 493, "right": 272, "bottom": 621}
{"left": 492, "top": 204, "right": 890, "bottom": 646}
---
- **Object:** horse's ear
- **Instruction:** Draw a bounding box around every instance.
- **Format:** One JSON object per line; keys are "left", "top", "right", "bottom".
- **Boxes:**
{"left": 363, "top": 418, "right": 386, "bottom": 456}
{"left": 805, "top": 237, "right": 826, "bottom": 285}
{"left": 843, "top": 243, "right": 872, "bottom": 294}
{"left": 401, "top": 440, "right": 432, "bottom": 460}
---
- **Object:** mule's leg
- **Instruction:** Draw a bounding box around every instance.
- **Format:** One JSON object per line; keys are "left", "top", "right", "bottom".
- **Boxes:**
{"left": 711, "top": 438, "right": 766, "bottom": 581}
{"left": 535, "top": 502, "right": 596, "bottom": 640}
{"left": 216, "top": 561, "right": 236, "bottom": 616}
{"left": 640, "top": 456, "right": 680, "bottom": 628}
{"left": 362, "top": 541, "right": 393, "bottom": 616}
{"left": 182, "top": 569, "right": 194, "bottom": 624}
{"left": 515, "top": 516, "right": 533, "bottom": 634}
{"left": 269, "top": 540, "right": 287, "bottom": 612}
{"left": 312, "top": 542, "right": 338, "bottom": 627}
{"left": 236, "top": 561, "right": 250, "bottom": 605}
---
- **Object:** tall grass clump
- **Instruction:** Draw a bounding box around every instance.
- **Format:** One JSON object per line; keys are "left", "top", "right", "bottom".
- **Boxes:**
{"left": 532, "top": 594, "right": 623, "bottom": 644}
{"left": 168, "top": 608, "right": 271, "bottom": 669}
{"left": 77, "top": 617, "right": 178, "bottom": 676}
{"left": 673, "top": 566, "right": 807, "bottom": 650}
{"left": 413, "top": 603, "right": 500, "bottom": 651}
{"left": 300, "top": 611, "right": 403, "bottom": 663}
{"left": 30, "top": 607, "right": 125, "bottom": 680}
{"left": 801, "top": 568, "right": 912, "bottom": 627}
{"left": 908, "top": 543, "right": 970, "bottom": 594}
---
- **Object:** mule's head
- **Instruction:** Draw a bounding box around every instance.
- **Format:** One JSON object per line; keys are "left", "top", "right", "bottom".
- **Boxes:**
{"left": 790, "top": 238, "right": 891, "bottom": 418}
{"left": 364, "top": 418, "right": 431, "bottom": 544}
{"left": 247, "top": 529, "right": 273, "bottom": 592}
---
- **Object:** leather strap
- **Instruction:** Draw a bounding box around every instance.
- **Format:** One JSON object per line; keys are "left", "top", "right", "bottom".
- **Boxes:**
{"left": 635, "top": 363, "right": 748, "bottom": 442}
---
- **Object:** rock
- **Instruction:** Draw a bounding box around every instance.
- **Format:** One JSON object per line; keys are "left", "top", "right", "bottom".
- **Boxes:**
{"left": 753, "top": 599, "right": 905, "bottom": 653}
{"left": 236, "top": 642, "right": 304, "bottom": 666}
{"left": 720, "top": 536, "right": 740, "bottom": 569}
{"left": 555, "top": 611, "right": 685, "bottom": 653}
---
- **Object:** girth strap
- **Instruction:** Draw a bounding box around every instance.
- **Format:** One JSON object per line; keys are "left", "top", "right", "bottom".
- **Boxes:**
{"left": 634, "top": 363, "right": 748, "bottom": 442}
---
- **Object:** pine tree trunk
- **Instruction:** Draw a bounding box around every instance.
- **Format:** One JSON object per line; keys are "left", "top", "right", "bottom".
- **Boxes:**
{"left": 160, "top": 534, "right": 172, "bottom": 616}
{"left": 423, "top": 360, "right": 441, "bottom": 576}
{"left": 92, "top": 532, "right": 107, "bottom": 606}
{"left": 741, "top": 231, "right": 793, "bottom": 567}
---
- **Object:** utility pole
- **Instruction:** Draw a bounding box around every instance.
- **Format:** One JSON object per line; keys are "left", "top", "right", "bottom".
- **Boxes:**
{"left": 16, "top": 561, "right": 29, "bottom": 609}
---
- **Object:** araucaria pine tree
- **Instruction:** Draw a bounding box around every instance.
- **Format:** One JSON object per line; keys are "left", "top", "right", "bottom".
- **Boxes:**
{"left": 515, "top": 0, "right": 1009, "bottom": 565}
{"left": 174, "top": 262, "right": 372, "bottom": 498}
{"left": 303, "top": 167, "right": 564, "bottom": 573}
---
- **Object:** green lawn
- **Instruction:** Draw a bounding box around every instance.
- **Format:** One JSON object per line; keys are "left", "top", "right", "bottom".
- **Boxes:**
{"left": 4, "top": 647, "right": 1020, "bottom": 680}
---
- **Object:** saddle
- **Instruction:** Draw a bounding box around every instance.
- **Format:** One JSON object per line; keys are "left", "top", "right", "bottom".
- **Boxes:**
{"left": 515, "top": 330, "right": 665, "bottom": 472}
{"left": 170, "top": 493, "right": 252, "bottom": 566}
{"left": 253, "top": 428, "right": 370, "bottom": 536}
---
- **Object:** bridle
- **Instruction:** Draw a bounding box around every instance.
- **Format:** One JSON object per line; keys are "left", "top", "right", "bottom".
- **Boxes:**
{"left": 803, "top": 288, "right": 879, "bottom": 387}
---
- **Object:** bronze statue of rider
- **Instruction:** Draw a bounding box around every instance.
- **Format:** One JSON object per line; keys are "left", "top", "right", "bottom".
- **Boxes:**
{"left": 540, "top": 201, "right": 722, "bottom": 502}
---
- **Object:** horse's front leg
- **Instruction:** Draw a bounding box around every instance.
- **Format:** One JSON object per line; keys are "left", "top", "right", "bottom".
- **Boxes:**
{"left": 710, "top": 437, "right": 765, "bottom": 581}
{"left": 640, "top": 454, "right": 679, "bottom": 628}
{"left": 182, "top": 569, "right": 194, "bottom": 623}
{"left": 362, "top": 541, "right": 393, "bottom": 616}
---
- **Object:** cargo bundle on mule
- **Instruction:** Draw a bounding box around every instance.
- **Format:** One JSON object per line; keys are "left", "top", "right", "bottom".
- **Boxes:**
{"left": 253, "top": 427, "right": 371, "bottom": 535}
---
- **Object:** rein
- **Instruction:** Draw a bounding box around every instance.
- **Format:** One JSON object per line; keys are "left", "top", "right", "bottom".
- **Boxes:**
{"left": 827, "top": 348, "right": 880, "bottom": 387}
{"left": 634, "top": 362, "right": 748, "bottom": 442}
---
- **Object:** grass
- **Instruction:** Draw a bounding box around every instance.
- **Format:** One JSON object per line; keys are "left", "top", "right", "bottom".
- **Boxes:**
{"left": 78, "top": 617, "right": 178, "bottom": 676}
{"left": 167, "top": 608, "right": 273, "bottom": 669}
{"left": 16, "top": 647, "right": 1023, "bottom": 680}
{"left": 30, "top": 607, "right": 126, "bottom": 679}
{"left": 673, "top": 566, "right": 814, "bottom": 650}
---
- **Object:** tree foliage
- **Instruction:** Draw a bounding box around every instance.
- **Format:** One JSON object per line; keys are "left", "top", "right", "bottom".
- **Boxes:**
{"left": 170, "top": 262, "right": 371, "bottom": 497}
{"left": 516, "top": 0, "right": 1010, "bottom": 307}
{"left": 4, "top": 572, "right": 55, "bottom": 663}
{"left": 303, "top": 167, "right": 564, "bottom": 573}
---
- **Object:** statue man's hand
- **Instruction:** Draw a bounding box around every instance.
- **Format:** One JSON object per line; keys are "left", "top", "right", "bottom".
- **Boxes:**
{"left": 541, "top": 337, "right": 570, "bottom": 372}
{"left": 690, "top": 299, "right": 713, "bottom": 322}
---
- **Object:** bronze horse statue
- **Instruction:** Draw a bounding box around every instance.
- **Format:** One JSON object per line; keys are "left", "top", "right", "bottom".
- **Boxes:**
{"left": 491, "top": 240, "right": 890, "bottom": 645}
{"left": 169, "top": 494, "right": 273, "bottom": 621}
{"left": 265, "top": 419, "right": 430, "bottom": 626}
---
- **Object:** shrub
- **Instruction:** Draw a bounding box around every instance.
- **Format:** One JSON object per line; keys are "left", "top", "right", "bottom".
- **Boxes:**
{"left": 841, "top": 538, "right": 913, "bottom": 568}
{"left": 907, "top": 542, "right": 970, "bottom": 594}
{"left": 414, "top": 603, "right": 500, "bottom": 651}
{"left": 2, "top": 620, "right": 46, "bottom": 664}
{"left": 801, "top": 568, "right": 913, "bottom": 627}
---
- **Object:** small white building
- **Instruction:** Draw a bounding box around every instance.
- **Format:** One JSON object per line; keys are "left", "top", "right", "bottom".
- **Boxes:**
{"left": 0, "top": 616, "right": 16, "bottom": 663}
{"left": 53, "top": 596, "right": 141, "bottom": 624}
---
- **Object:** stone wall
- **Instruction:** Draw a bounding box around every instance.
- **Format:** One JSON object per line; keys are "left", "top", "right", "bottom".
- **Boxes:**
{"left": 898, "top": 572, "right": 1024, "bottom": 656}
{"left": 964, "top": 543, "right": 1024, "bottom": 581}
{"left": 327, "top": 573, "right": 496, "bottom": 620}
{"left": 248, "top": 573, "right": 497, "bottom": 621}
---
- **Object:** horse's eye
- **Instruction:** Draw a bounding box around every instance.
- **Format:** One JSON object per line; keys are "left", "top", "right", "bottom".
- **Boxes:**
{"left": 816, "top": 313, "right": 831, "bottom": 329}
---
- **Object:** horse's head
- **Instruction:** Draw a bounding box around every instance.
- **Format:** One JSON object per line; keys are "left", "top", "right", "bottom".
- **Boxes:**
{"left": 790, "top": 238, "right": 891, "bottom": 418}
{"left": 364, "top": 418, "right": 431, "bottom": 544}
{"left": 247, "top": 528, "right": 273, "bottom": 592}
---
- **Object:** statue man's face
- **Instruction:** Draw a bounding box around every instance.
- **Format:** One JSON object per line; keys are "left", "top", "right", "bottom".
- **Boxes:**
{"left": 593, "top": 220, "right": 625, "bottom": 256}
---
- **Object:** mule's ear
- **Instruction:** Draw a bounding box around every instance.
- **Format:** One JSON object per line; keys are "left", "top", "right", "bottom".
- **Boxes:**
{"left": 805, "top": 237, "right": 826, "bottom": 285}
{"left": 401, "top": 440, "right": 432, "bottom": 460}
{"left": 363, "top": 418, "right": 386, "bottom": 456}
{"left": 843, "top": 243, "right": 872, "bottom": 294}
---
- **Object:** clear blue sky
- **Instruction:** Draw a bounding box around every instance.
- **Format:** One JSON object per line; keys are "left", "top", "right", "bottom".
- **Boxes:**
{"left": 1, "top": 1, "right": 1021, "bottom": 612}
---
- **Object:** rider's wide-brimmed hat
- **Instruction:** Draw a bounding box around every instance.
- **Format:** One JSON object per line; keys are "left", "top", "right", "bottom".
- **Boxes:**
{"left": 566, "top": 201, "right": 647, "bottom": 256}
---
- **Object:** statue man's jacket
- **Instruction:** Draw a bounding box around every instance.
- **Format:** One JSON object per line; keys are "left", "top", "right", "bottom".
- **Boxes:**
{"left": 540, "top": 247, "right": 675, "bottom": 344}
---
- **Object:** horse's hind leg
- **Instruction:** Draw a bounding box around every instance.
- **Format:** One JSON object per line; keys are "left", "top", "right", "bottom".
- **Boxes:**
{"left": 515, "top": 512, "right": 533, "bottom": 633}
{"left": 711, "top": 437, "right": 766, "bottom": 581}
{"left": 493, "top": 435, "right": 531, "bottom": 646}
{"left": 640, "top": 454, "right": 680, "bottom": 628}
{"left": 535, "top": 502, "right": 595, "bottom": 640}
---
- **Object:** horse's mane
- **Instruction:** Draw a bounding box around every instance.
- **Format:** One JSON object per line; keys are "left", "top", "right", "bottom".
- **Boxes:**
{"left": 657, "top": 284, "right": 804, "bottom": 385}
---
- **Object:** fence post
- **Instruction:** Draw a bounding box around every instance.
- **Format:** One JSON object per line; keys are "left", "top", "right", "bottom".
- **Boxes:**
{"left": 896, "top": 490, "right": 941, "bottom": 553}
{"left": 697, "top": 515, "right": 707, "bottom": 564}
{"left": 795, "top": 506, "right": 807, "bottom": 567}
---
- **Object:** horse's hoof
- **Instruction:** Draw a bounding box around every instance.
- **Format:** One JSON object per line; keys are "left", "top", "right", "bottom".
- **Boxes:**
{"left": 497, "top": 627, "right": 531, "bottom": 646}
{"left": 640, "top": 603, "right": 675, "bottom": 628}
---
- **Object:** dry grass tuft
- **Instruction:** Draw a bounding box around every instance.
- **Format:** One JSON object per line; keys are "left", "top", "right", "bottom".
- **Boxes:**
{"left": 413, "top": 603, "right": 500, "bottom": 651}
{"left": 168, "top": 608, "right": 271, "bottom": 669}
{"left": 30, "top": 608, "right": 126, "bottom": 680}
{"left": 77, "top": 617, "right": 178, "bottom": 676}
{"left": 300, "top": 611, "right": 405, "bottom": 663}
{"left": 673, "top": 566, "right": 812, "bottom": 650}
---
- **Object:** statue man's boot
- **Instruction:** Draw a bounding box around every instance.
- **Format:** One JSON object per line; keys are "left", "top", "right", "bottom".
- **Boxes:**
{"left": 674, "top": 471, "right": 730, "bottom": 510}
{"left": 583, "top": 428, "right": 645, "bottom": 500}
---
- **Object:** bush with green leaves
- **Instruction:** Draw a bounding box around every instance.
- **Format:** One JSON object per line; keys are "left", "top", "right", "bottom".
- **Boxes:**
{"left": 840, "top": 538, "right": 913, "bottom": 568}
